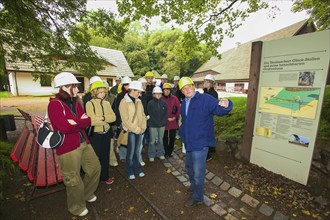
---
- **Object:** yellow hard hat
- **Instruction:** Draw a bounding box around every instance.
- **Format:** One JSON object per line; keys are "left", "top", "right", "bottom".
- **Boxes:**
{"left": 163, "top": 83, "right": 172, "bottom": 89}
{"left": 145, "top": 71, "right": 154, "bottom": 77}
{"left": 178, "top": 77, "right": 194, "bottom": 90}
{"left": 90, "top": 81, "right": 105, "bottom": 92}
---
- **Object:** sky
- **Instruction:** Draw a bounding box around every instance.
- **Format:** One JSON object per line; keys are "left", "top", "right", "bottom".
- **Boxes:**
{"left": 86, "top": 0, "right": 309, "bottom": 53}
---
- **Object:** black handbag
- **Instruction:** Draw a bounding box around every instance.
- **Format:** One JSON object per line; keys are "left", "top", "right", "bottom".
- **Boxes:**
{"left": 37, "top": 101, "right": 65, "bottom": 149}
{"left": 37, "top": 121, "right": 65, "bottom": 149}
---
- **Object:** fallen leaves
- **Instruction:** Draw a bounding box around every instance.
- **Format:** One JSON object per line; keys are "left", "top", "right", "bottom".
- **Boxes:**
{"left": 128, "top": 206, "right": 135, "bottom": 213}
{"left": 165, "top": 169, "right": 171, "bottom": 173}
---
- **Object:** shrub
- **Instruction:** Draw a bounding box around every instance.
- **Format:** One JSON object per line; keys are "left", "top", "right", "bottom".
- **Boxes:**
{"left": 214, "top": 97, "right": 246, "bottom": 140}
{"left": 0, "top": 141, "right": 18, "bottom": 200}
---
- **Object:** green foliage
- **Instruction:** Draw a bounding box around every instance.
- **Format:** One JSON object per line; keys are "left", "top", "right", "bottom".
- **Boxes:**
{"left": 0, "top": 141, "right": 18, "bottom": 200}
{"left": 117, "top": 0, "right": 268, "bottom": 57}
{"left": 318, "top": 85, "right": 330, "bottom": 139}
{"left": 292, "top": 0, "right": 330, "bottom": 30}
{"left": 214, "top": 97, "right": 247, "bottom": 140}
{"left": 89, "top": 24, "right": 212, "bottom": 79}
{"left": 0, "top": 91, "right": 10, "bottom": 98}
{"left": 0, "top": 1, "right": 128, "bottom": 78}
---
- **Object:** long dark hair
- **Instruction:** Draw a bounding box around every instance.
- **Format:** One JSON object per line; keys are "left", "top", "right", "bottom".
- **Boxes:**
{"left": 55, "top": 87, "right": 78, "bottom": 103}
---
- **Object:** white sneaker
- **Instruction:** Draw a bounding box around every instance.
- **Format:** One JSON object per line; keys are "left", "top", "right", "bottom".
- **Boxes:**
{"left": 87, "top": 195, "right": 97, "bottom": 202}
{"left": 129, "top": 175, "right": 135, "bottom": 180}
{"left": 110, "top": 162, "right": 118, "bottom": 167}
{"left": 149, "top": 158, "right": 154, "bottom": 162}
{"left": 140, "top": 161, "right": 145, "bottom": 166}
{"left": 139, "top": 172, "right": 145, "bottom": 177}
{"left": 79, "top": 208, "right": 88, "bottom": 216}
{"left": 159, "top": 156, "right": 165, "bottom": 160}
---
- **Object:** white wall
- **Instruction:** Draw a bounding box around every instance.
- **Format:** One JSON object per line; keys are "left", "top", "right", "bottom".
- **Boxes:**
{"left": 10, "top": 72, "right": 58, "bottom": 96}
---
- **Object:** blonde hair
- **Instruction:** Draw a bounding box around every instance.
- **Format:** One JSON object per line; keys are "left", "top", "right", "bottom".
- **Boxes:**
{"left": 91, "top": 87, "right": 106, "bottom": 98}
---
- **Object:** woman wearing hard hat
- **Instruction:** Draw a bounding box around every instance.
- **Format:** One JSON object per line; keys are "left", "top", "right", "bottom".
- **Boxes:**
{"left": 147, "top": 86, "right": 168, "bottom": 162}
{"left": 178, "top": 77, "right": 233, "bottom": 208}
{"left": 86, "top": 81, "right": 116, "bottom": 185}
{"left": 48, "top": 72, "right": 101, "bottom": 217}
{"left": 119, "top": 81, "right": 147, "bottom": 180}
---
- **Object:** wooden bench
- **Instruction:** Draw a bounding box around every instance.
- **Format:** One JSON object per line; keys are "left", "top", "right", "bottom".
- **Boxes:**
{"left": 10, "top": 110, "right": 64, "bottom": 199}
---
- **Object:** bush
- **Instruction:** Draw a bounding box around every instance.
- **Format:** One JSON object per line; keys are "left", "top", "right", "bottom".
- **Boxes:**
{"left": 0, "top": 141, "right": 18, "bottom": 200}
{"left": 214, "top": 97, "right": 246, "bottom": 140}
{"left": 318, "top": 85, "right": 330, "bottom": 140}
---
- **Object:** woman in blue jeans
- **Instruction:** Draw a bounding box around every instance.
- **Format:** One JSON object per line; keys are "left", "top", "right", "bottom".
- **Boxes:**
{"left": 119, "top": 81, "right": 147, "bottom": 180}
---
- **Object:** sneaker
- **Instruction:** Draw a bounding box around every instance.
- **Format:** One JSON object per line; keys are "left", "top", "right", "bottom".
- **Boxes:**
{"left": 110, "top": 162, "right": 118, "bottom": 167}
{"left": 87, "top": 195, "right": 97, "bottom": 202}
{"left": 140, "top": 161, "right": 145, "bottom": 166}
{"left": 159, "top": 156, "right": 165, "bottom": 160}
{"left": 138, "top": 172, "right": 145, "bottom": 178}
{"left": 129, "top": 175, "right": 136, "bottom": 180}
{"left": 184, "top": 198, "right": 203, "bottom": 208}
{"left": 105, "top": 178, "right": 114, "bottom": 185}
{"left": 78, "top": 208, "right": 88, "bottom": 216}
{"left": 149, "top": 158, "right": 154, "bottom": 162}
{"left": 206, "top": 156, "right": 212, "bottom": 162}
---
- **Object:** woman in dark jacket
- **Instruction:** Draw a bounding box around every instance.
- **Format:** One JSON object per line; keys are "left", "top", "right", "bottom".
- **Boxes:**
{"left": 147, "top": 86, "right": 168, "bottom": 161}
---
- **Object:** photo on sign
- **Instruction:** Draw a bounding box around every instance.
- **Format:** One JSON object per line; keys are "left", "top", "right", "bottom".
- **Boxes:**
{"left": 288, "top": 134, "right": 310, "bottom": 147}
{"left": 258, "top": 87, "right": 320, "bottom": 119}
{"left": 298, "top": 71, "right": 315, "bottom": 86}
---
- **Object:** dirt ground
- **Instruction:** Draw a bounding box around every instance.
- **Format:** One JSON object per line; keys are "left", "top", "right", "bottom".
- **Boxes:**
{"left": 1, "top": 96, "right": 329, "bottom": 219}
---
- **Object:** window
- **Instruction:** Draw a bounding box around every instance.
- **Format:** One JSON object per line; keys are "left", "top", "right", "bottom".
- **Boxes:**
{"left": 40, "top": 75, "right": 52, "bottom": 87}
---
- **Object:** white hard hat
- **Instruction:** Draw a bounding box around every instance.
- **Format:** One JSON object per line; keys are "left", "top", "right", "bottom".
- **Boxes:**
{"left": 160, "top": 74, "right": 168, "bottom": 79}
{"left": 138, "top": 77, "right": 147, "bottom": 84}
{"left": 89, "top": 76, "right": 102, "bottom": 85}
{"left": 54, "top": 72, "right": 80, "bottom": 88}
{"left": 152, "top": 86, "right": 163, "bottom": 94}
{"left": 204, "top": 74, "right": 215, "bottom": 82}
{"left": 128, "top": 81, "right": 144, "bottom": 91}
{"left": 115, "top": 75, "right": 122, "bottom": 81}
{"left": 121, "top": 76, "right": 131, "bottom": 84}
{"left": 173, "top": 75, "right": 180, "bottom": 81}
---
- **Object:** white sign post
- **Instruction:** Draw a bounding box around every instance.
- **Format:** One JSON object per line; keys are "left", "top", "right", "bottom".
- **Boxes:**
{"left": 250, "top": 30, "right": 330, "bottom": 185}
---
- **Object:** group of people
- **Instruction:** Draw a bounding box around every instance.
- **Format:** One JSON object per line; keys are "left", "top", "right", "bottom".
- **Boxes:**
{"left": 47, "top": 71, "right": 233, "bottom": 216}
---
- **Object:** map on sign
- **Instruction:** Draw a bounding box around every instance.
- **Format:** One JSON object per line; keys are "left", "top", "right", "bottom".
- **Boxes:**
{"left": 258, "top": 87, "right": 320, "bottom": 119}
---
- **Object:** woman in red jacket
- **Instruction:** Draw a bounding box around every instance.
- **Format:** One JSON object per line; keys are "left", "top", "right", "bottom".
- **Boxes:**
{"left": 161, "top": 83, "right": 181, "bottom": 157}
{"left": 48, "top": 72, "right": 101, "bottom": 217}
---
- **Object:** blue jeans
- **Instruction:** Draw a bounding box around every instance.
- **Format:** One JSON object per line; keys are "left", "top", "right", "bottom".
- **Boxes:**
{"left": 126, "top": 132, "right": 143, "bottom": 176}
{"left": 119, "top": 145, "right": 127, "bottom": 160}
{"left": 148, "top": 126, "right": 165, "bottom": 158}
{"left": 137, "top": 134, "right": 145, "bottom": 163}
{"left": 185, "top": 147, "right": 208, "bottom": 202}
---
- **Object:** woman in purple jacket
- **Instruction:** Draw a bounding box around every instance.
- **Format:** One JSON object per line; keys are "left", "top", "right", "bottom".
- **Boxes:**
{"left": 161, "top": 83, "right": 181, "bottom": 157}
{"left": 48, "top": 72, "right": 101, "bottom": 217}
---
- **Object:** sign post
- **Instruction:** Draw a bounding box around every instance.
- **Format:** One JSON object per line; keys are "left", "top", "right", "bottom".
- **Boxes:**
{"left": 249, "top": 30, "right": 330, "bottom": 185}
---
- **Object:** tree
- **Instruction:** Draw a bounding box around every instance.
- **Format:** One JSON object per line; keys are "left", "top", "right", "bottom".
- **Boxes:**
{"left": 116, "top": 0, "right": 268, "bottom": 56}
{"left": 0, "top": 0, "right": 127, "bottom": 78}
{"left": 116, "top": 0, "right": 328, "bottom": 57}
{"left": 292, "top": 0, "right": 330, "bottom": 30}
